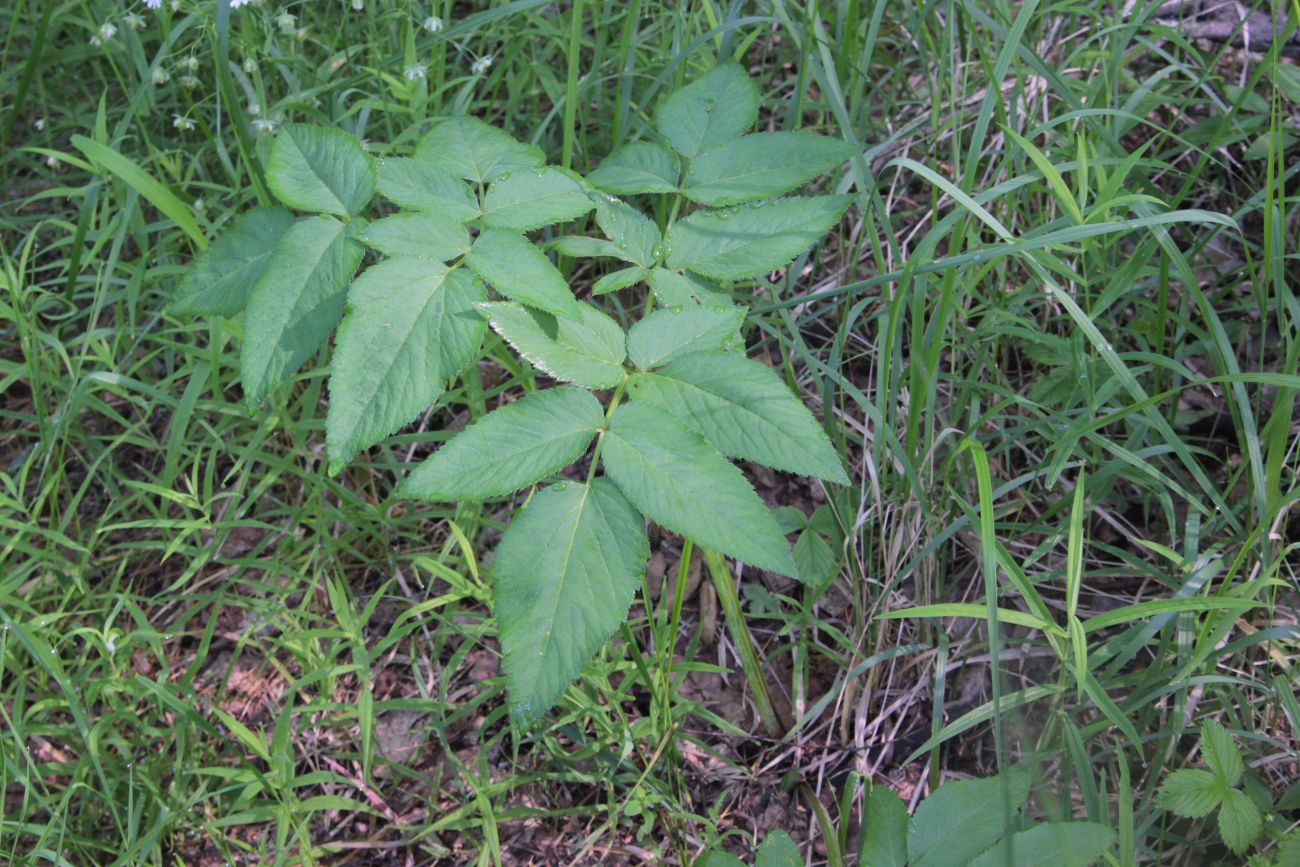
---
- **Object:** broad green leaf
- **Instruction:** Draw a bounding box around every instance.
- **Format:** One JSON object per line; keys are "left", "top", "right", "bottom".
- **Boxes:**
{"left": 326, "top": 260, "right": 486, "bottom": 467}
{"left": 626, "top": 352, "right": 848, "bottom": 483}
{"left": 494, "top": 478, "right": 648, "bottom": 725}
{"left": 465, "top": 229, "right": 583, "bottom": 321}
{"left": 684, "top": 132, "right": 856, "bottom": 205}
{"left": 793, "top": 528, "right": 837, "bottom": 586}
{"left": 415, "top": 116, "right": 545, "bottom": 184}
{"left": 654, "top": 62, "right": 759, "bottom": 159}
{"left": 548, "top": 236, "right": 627, "bottom": 259}
{"left": 1218, "top": 788, "right": 1262, "bottom": 855}
{"left": 602, "top": 403, "right": 797, "bottom": 577}
{"left": 1157, "top": 769, "right": 1225, "bottom": 818}
{"left": 859, "top": 784, "right": 908, "bottom": 867}
{"left": 587, "top": 142, "right": 680, "bottom": 194}
{"left": 968, "top": 822, "right": 1116, "bottom": 867}
{"left": 907, "top": 769, "right": 1031, "bottom": 867}
{"left": 626, "top": 305, "right": 745, "bottom": 369}
{"left": 482, "top": 167, "right": 593, "bottom": 230}
{"left": 693, "top": 853, "right": 745, "bottom": 867}
{"left": 242, "top": 216, "right": 365, "bottom": 407}
{"left": 593, "top": 267, "right": 649, "bottom": 295}
{"left": 1201, "top": 720, "right": 1244, "bottom": 787}
{"left": 478, "top": 302, "right": 625, "bottom": 389}
{"left": 754, "top": 830, "right": 800, "bottom": 867}
{"left": 357, "top": 211, "right": 471, "bottom": 261}
{"left": 266, "top": 124, "right": 376, "bottom": 217}
{"left": 375, "top": 157, "right": 479, "bottom": 221}
{"left": 592, "top": 193, "right": 661, "bottom": 266}
{"left": 664, "top": 196, "right": 853, "bottom": 281}
{"left": 398, "top": 387, "right": 602, "bottom": 501}
{"left": 172, "top": 207, "right": 295, "bottom": 315}
{"left": 649, "top": 268, "right": 732, "bottom": 306}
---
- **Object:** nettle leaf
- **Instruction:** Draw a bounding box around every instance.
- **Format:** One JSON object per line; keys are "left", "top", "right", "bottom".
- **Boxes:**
{"left": 358, "top": 211, "right": 471, "bottom": 261}
{"left": 326, "top": 259, "right": 486, "bottom": 467}
{"left": 593, "top": 267, "right": 649, "bottom": 296}
{"left": 172, "top": 206, "right": 295, "bottom": 315}
{"left": 587, "top": 141, "right": 680, "bottom": 194}
{"left": 684, "top": 132, "right": 856, "bottom": 205}
{"left": 242, "top": 216, "right": 366, "bottom": 408}
{"left": 375, "top": 157, "right": 479, "bottom": 221}
{"left": 266, "top": 124, "right": 376, "bottom": 217}
{"left": 968, "top": 822, "right": 1116, "bottom": 867}
{"left": 1201, "top": 720, "right": 1245, "bottom": 787}
{"left": 626, "top": 305, "right": 745, "bottom": 369}
{"left": 859, "top": 784, "right": 909, "bottom": 867}
{"left": 665, "top": 195, "right": 853, "bottom": 281}
{"left": 592, "top": 193, "right": 661, "bottom": 267}
{"left": 398, "top": 387, "right": 603, "bottom": 501}
{"left": 793, "top": 528, "right": 837, "bottom": 586}
{"left": 602, "top": 402, "right": 797, "bottom": 577}
{"left": 649, "top": 268, "right": 731, "bottom": 306}
{"left": 654, "top": 61, "right": 759, "bottom": 159}
{"left": 1218, "top": 788, "right": 1262, "bottom": 855}
{"left": 416, "top": 115, "right": 545, "bottom": 184}
{"left": 626, "top": 352, "right": 848, "bottom": 483}
{"left": 1158, "top": 769, "right": 1225, "bottom": 818}
{"left": 482, "top": 167, "right": 594, "bottom": 230}
{"left": 754, "top": 830, "right": 801, "bottom": 867}
{"left": 494, "top": 477, "right": 648, "bottom": 726}
{"left": 907, "top": 769, "right": 1032, "bottom": 867}
{"left": 465, "top": 229, "right": 583, "bottom": 321}
{"left": 478, "top": 301, "right": 626, "bottom": 389}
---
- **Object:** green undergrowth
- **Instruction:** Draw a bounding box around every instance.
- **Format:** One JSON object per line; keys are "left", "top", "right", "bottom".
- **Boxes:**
{"left": 1, "top": 0, "right": 1297, "bottom": 864}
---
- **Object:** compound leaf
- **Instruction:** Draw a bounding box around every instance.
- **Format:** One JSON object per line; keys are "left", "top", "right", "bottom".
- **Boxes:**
{"left": 494, "top": 478, "right": 648, "bottom": 726}
{"left": 478, "top": 301, "right": 625, "bottom": 389}
{"left": 326, "top": 260, "right": 486, "bottom": 467}
{"left": 665, "top": 195, "right": 853, "bottom": 281}
{"left": 587, "top": 141, "right": 680, "bottom": 194}
{"left": 172, "top": 206, "right": 295, "bottom": 315}
{"left": 654, "top": 61, "right": 759, "bottom": 159}
{"left": 465, "top": 229, "right": 583, "bottom": 321}
{"left": 358, "top": 211, "right": 471, "bottom": 261}
{"left": 626, "top": 305, "right": 745, "bottom": 369}
{"left": 242, "top": 215, "right": 365, "bottom": 408}
{"left": 482, "top": 167, "right": 594, "bottom": 230}
{"left": 626, "top": 351, "right": 847, "bottom": 483}
{"left": 968, "top": 822, "right": 1116, "bottom": 867}
{"left": 416, "top": 116, "right": 544, "bottom": 184}
{"left": 398, "top": 387, "right": 603, "bottom": 501}
{"left": 684, "top": 132, "right": 856, "bottom": 205}
{"left": 602, "top": 402, "right": 797, "bottom": 577}
{"left": 375, "top": 156, "right": 479, "bottom": 221}
{"left": 266, "top": 124, "right": 375, "bottom": 217}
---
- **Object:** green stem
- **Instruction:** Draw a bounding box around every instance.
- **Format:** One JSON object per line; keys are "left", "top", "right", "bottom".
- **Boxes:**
{"left": 585, "top": 375, "right": 627, "bottom": 484}
{"left": 702, "top": 549, "right": 780, "bottom": 736}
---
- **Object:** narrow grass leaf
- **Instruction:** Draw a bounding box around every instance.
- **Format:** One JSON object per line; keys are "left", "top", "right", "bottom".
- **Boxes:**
{"left": 72, "top": 135, "right": 207, "bottom": 248}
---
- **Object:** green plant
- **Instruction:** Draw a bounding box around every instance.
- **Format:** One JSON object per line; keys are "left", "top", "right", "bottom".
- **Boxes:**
{"left": 170, "top": 61, "right": 854, "bottom": 725}
{"left": 857, "top": 767, "right": 1115, "bottom": 867}
{"left": 696, "top": 828, "right": 802, "bottom": 867}
{"left": 1157, "top": 720, "right": 1300, "bottom": 864}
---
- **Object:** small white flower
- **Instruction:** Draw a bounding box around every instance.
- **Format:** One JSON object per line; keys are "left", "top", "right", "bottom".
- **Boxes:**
{"left": 248, "top": 103, "right": 261, "bottom": 116}
{"left": 251, "top": 118, "right": 278, "bottom": 134}
{"left": 230, "top": 0, "right": 249, "bottom": 7}
{"left": 89, "top": 36, "right": 102, "bottom": 48}
{"left": 423, "top": 15, "right": 443, "bottom": 32}
{"left": 403, "top": 63, "right": 426, "bottom": 81}
{"left": 98, "top": 21, "right": 118, "bottom": 42}
{"left": 152, "top": 67, "right": 170, "bottom": 85}
{"left": 181, "top": 55, "right": 199, "bottom": 72}
{"left": 194, "top": 198, "right": 205, "bottom": 212}
{"left": 173, "top": 114, "right": 196, "bottom": 131}
{"left": 295, "top": 27, "right": 308, "bottom": 42}
{"left": 45, "top": 155, "right": 58, "bottom": 168}
{"left": 243, "top": 57, "right": 257, "bottom": 73}
{"left": 470, "top": 54, "right": 493, "bottom": 76}
{"left": 180, "top": 74, "right": 200, "bottom": 90}
{"left": 144, "top": 0, "right": 161, "bottom": 8}
{"left": 351, "top": 0, "right": 364, "bottom": 9}
{"left": 124, "top": 12, "right": 146, "bottom": 30}
{"left": 34, "top": 118, "right": 44, "bottom": 131}
{"left": 277, "top": 12, "right": 295, "bottom": 32}
{"left": 171, "top": 0, "right": 181, "bottom": 9}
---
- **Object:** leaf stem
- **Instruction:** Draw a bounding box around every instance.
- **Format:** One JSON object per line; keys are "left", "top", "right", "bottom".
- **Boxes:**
{"left": 585, "top": 374, "right": 628, "bottom": 484}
